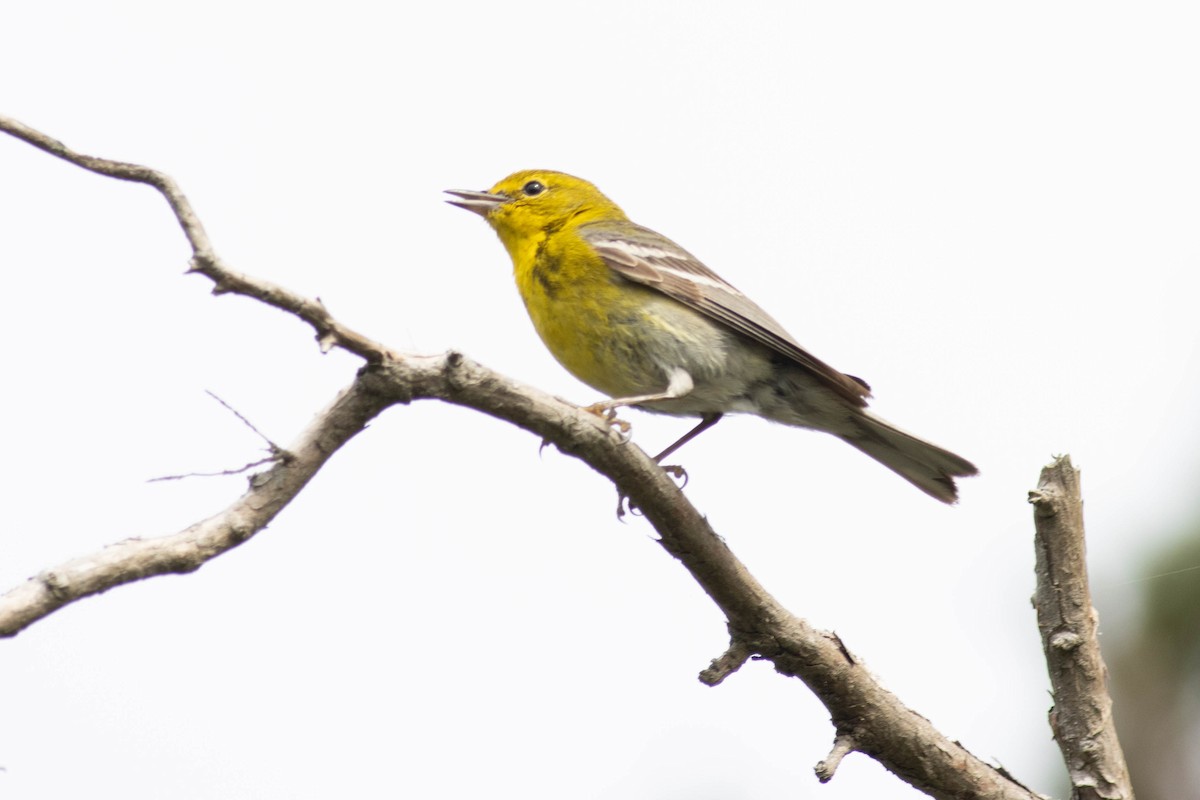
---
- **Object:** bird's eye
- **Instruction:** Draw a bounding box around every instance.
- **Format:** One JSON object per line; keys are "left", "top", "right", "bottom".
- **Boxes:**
{"left": 522, "top": 180, "right": 546, "bottom": 196}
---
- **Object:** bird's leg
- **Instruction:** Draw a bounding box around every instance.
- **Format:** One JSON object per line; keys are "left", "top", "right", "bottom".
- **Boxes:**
{"left": 587, "top": 369, "right": 701, "bottom": 520}
{"left": 584, "top": 368, "right": 695, "bottom": 434}
{"left": 652, "top": 412, "right": 723, "bottom": 463}
{"left": 615, "top": 414, "right": 721, "bottom": 520}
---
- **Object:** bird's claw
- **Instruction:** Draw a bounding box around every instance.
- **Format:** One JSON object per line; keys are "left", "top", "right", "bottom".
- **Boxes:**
{"left": 660, "top": 464, "right": 689, "bottom": 488}
{"left": 585, "top": 403, "right": 632, "bottom": 443}
{"left": 616, "top": 491, "right": 643, "bottom": 520}
{"left": 614, "top": 463, "right": 689, "bottom": 520}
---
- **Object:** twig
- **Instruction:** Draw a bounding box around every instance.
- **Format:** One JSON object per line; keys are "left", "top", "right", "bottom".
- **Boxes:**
{"left": 1029, "top": 456, "right": 1134, "bottom": 800}
{"left": 146, "top": 455, "right": 282, "bottom": 482}
{"left": 699, "top": 637, "right": 754, "bottom": 686}
{"left": 147, "top": 391, "right": 291, "bottom": 481}
{"left": 815, "top": 733, "right": 857, "bottom": 783}
{"left": 204, "top": 390, "right": 281, "bottom": 449}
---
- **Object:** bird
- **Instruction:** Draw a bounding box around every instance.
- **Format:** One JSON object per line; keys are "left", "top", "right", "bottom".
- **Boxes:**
{"left": 446, "top": 170, "right": 977, "bottom": 503}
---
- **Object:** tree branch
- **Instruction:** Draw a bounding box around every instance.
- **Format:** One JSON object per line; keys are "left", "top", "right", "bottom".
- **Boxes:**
{"left": 1030, "top": 456, "right": 1134, "bottom": 799}
{"left": 1, "top": 114, "right": 1047, "bottom": 799}
{"left": 0, "top": 114, "right": 391, "bottom": 362}
{"left": 0, "top": 375, "right": 390, "bottom": 636}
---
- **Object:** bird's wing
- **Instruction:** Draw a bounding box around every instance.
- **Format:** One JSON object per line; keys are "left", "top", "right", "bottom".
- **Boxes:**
{"left": 581, "top": 221, "right": 870, "bottom": 405}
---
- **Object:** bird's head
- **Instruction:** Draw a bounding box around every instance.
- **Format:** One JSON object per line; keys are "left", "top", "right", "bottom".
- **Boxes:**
{"left": 446, "top": 170, "right": 626, "bottom": 250}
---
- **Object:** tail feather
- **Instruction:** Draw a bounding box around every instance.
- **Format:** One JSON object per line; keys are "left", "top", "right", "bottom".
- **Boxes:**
{"left": 839, "top": 411, "right": 978, "bottom": 504}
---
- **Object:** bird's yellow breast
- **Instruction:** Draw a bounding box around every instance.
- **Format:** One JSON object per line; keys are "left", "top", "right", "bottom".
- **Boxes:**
{"left": 509, "top": 228, "right": 684, "bottom": 398}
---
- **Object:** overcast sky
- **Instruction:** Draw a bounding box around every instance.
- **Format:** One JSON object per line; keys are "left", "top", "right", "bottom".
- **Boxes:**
{"left": 3, "top": 3, "right": 1199, "bottom": 798}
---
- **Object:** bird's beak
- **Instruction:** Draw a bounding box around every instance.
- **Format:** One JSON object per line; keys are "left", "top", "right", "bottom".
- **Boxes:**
{"left": 444, "top": 188, "right": 508, "bottom": 217}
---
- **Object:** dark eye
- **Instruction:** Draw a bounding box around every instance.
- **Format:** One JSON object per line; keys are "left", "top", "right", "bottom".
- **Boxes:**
{"left": 522, "top": 180, "right": 545, "bottom": 196}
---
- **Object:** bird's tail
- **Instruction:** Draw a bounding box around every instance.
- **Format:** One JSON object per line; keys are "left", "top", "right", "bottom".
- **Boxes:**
{"left": 838, "top": 410, "right": 978, "bottom": 504}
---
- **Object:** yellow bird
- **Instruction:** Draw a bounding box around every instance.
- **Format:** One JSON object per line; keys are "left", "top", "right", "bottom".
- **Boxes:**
{"left": 447, "top": 171, "right": 977, "bottom": 503}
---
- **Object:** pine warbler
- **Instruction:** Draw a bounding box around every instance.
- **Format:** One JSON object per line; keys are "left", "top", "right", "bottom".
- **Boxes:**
{"left": 446, "top": 171, "right": 977, "bottom": 503}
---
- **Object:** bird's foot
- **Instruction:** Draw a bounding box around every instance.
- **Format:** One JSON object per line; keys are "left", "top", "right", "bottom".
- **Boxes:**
{"left": 614, "top": 463, "right": 689, "bottom": 521}
{"left": 616, "top": 491, "right": 640, "bottom": 521}
{"left": 660, "top": 464, "right": 689, "bottom": 488}
{"left": 584, "top": 403, "right": 632, "bottom": 443}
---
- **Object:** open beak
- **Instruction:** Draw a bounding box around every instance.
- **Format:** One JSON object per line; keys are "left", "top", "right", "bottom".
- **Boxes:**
{"left": 444, "top": 188, "right": 508, "bottom": 217}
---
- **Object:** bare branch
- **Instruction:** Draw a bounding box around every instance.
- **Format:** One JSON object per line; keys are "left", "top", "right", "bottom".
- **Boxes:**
{"left": 1, "top": 115, "right": 1046, "bottom": 800}
{"left": 0, "top": 377, "right": 390, "bottom": 637}
{"left": 391, "top": 351, "right": 1041, "bottom": 800}
{"left": 1030, "top": 456, "right": 1134, "bottom": 799}
{"left": 0, "top": 114, "right": 390, "bottom": 363}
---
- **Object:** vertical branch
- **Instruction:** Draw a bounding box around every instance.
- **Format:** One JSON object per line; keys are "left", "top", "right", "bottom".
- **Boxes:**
{"left": 1029, "top": 455, "right": 1134, "bottom": 800}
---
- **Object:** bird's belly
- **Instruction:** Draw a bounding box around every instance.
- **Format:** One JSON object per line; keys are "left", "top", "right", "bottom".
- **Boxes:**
{"left": 526, "top": 288, "right": 772, "bottom": 413}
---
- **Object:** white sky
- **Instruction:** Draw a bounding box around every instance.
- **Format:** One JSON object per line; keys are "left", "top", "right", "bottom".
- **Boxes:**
{"left": 3, "top": 2, "right": 1198, "bottom": 798}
